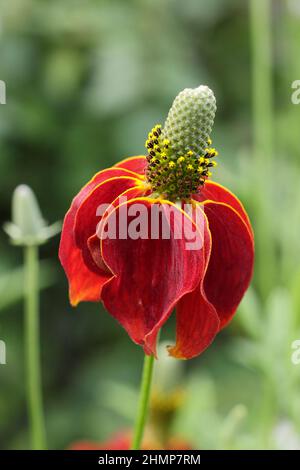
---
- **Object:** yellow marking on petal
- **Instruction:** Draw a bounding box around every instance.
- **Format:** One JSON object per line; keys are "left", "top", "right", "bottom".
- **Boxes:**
{"left": 168, "top": 161, "right": 175, "bottom": 169}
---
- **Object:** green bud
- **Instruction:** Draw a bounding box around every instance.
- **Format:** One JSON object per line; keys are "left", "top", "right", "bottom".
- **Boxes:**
{"left": 12, "top": 185, "right": 45, "bottom": 237}
{"left": 4, "top": 185, "right": 61, "bottom": 246}
{"left": 163, "top": 85, "right": 216, "bottom": 157}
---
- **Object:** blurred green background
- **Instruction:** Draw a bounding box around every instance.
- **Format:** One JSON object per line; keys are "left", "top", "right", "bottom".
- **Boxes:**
{"left": 1, "top": 0, "right": 300, "bottom": 450}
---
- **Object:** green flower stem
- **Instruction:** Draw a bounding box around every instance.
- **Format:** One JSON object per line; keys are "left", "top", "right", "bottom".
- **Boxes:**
{"left": 250, "top": 0, "right": 276, "bottom": 445}
{"left": 283, "top": 0, "right": 300, "bottom": 168}
{"left": 131, "top": 353, "right": 155, "bottom": 450}
{"left": 24, "top": 245, "right": 46, "bottom": 450}
{"left": 250, "top": 0, "right": 276, "bottom": 298}
{"left": 250, "top": 0, "right": 273, "bottom": 167}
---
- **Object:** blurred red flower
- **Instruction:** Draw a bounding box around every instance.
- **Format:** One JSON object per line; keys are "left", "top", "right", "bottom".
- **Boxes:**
{"left": 59, "top": 155, "right": 254, "bottom": 359}
{"left": 69, "top": 429, "right": 191, "bottom": 450}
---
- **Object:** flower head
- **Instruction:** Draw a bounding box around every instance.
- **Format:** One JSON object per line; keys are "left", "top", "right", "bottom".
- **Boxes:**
{"left": 145, "top": 86, "right": 217, "bottom": 200}
{"left": 59, "top": 85, "right": 254, "bottom": 359}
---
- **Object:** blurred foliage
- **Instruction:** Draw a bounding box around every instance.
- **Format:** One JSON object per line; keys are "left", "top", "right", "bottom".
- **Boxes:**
{"left": 0, "top": 261, "right": 58, "bottom": 312}
{"left": 0, "top": 0, "right": 300, "bottom": 450}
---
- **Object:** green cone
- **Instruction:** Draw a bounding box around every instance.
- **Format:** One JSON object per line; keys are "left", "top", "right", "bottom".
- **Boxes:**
{"left": 163, "top": 85, "right": 216, "bottom": 157}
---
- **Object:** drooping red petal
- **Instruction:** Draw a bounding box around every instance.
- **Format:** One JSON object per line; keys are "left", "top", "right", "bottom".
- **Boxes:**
{"left": 74, "top": 176, "right": 145, "bottom": 249}
{"left": 100, "top": 198, "right": 206, "bottom": 356}
{"left": 59, "top": 167, "right": 138, "bottom": 306}
{"left": 169, "top": 287, "right": 220, "bottom": 359}
{"left": 193, "top": 181, "right": 253, "bottom": 234}
{"left": 114, "top": 155, "right": 147, "bottom": 175}
{"left": 168, "top": 205, "right": 220, "bottom": 359}
{"left": 74, "top": 177, "right": 146, "bottom": 274}
{"left": 201, "top": 201, "right": 254, "bottom": 329}
{"left": 87, "top": 185, "right": 150, "bottom": 271}
{"left": 87, "top": 233, "right": 110, "bottom": 273}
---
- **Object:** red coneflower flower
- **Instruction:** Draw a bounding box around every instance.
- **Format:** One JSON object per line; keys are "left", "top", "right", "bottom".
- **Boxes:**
{"left": 69, "top": 430, "right": 191, "bottom": 450}
{"left": 59, "top": 86, "right": 254, "bottom": 359}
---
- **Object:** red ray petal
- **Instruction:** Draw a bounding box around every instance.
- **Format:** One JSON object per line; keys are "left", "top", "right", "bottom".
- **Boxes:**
{"left": 168, "top": 205, "right": 220, "bottom": 359}
{"left": 114, "top": 155, "right": 147, "bottom": 175}
{"left": 100, "top": 198, "right": 206, "bottom": 356}
{"left": 87, "top": 233, "right": 110, "bottom": 273}
{"left": 87, "top": 185, "right": 150, "bottom": 271}
{"left": 169, "top": 286, "right": 220, "bottom": 359}
{"left": 74, "top": 177, "right": 146, "bottom": 272}
{"left": 193, "top": 181, "right": 253, "bottom": 234}
{"left": 59, "top": 167, "right": 137, "bottom": 306}
{"left": 202, "top": 201, "right": 254, "bottom": 329}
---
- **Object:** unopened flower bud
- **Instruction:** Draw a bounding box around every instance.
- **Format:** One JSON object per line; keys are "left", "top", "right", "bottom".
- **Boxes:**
{"left": 4, "top": 185, "right": 61, "bottom": 246}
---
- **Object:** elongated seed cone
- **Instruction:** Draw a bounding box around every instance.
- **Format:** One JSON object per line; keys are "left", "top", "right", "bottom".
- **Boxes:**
{"left": 163, "top": 85, "right": 216, "bottom": 157}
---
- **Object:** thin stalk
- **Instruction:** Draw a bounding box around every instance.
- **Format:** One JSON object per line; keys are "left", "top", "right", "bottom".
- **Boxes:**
{"left": 131, "top": 353, "right": 155, "bottom": 450}
{"left": 250, "top": 0, "right": 273, "bottom": 166}
{"left": 282, "top": 0, "right": 300, "bottom": 162}
{"left": 24, "top": 245, "right": 46, "bottom": 450}
{"left": 250, "top": 0, "right": 276, "bottom": 298}
{"left": 250, "top": 0, "right": 277, "bottom": 446}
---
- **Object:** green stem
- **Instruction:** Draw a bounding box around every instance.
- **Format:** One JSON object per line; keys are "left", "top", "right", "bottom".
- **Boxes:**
{"left": 24, "top": 245, "right": 46, "bottom": 450}
{"left": 284, "top": 0, "right": 300, "bottom": 161}
{"left": 250, "top": 0, "right": 276, "bottom": 298}
{"left": 131, "top": 353, "right": 155, "bottom": 450}
{"left": 250, "top": 0, "right": 273, "bottom": 167}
